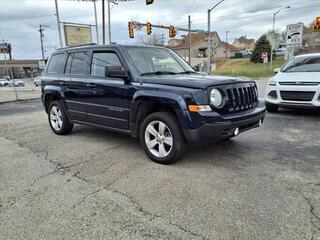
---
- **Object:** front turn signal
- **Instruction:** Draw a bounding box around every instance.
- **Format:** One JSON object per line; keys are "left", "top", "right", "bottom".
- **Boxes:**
{"left": 188, "top": 105, "right": 212, "bottom": 112}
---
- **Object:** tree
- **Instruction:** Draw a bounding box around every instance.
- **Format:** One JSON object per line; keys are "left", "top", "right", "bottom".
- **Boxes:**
{"left": 250, "top": 34, "right": 271, "bottom": 63}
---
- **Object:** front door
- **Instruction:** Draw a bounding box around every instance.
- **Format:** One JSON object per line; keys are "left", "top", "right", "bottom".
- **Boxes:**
{"left": 84, "top": 50, "right": 132, "bottom": 130}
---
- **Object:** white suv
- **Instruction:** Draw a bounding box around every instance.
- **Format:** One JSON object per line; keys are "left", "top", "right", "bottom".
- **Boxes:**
{"left": 265, "top": 53, "right": 320, "bottom": 112}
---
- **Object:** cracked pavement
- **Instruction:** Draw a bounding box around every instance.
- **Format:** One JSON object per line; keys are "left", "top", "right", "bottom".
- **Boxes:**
{"left": 0, "top": 100, "right": 319, "bottom": 240}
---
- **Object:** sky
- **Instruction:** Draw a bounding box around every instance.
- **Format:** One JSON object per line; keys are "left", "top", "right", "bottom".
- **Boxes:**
{"left": 0, "top": 0, "right": 319, "bottom": 60}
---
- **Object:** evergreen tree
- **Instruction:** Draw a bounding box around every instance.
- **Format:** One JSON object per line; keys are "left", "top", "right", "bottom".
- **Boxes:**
{"left": 250, "top": 34, "right": 271, "bottom": 63}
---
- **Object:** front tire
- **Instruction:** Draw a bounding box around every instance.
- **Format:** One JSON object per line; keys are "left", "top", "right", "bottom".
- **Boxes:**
{"left": 48, "top": 100, "right": 73, "bottom": 135}
{"left": 140, "top": 112, "right": 186, "bottom": 164}
{"left": 266, "top": 102, "right": 279, "bottom": 112}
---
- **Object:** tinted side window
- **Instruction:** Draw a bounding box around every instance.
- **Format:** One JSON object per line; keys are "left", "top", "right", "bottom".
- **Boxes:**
{"left": 65, "top": 52, "right": 88, "bottom": 75}
{"left": 91, "top": 52, "right": 122, "bottom": 76}
{"left": 47, "top": 54, "right": 65, "bottom": 74}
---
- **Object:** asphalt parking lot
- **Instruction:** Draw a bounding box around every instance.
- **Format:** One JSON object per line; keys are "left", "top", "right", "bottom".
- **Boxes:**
{"left": 0, "top": 100, "right": 319, "bottom": 240}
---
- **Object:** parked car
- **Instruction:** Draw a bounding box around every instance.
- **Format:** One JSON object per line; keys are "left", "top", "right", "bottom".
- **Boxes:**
{"left": 33, "top": 76, "right": 42, "bottom": 87}
{"left": 41, "top": 44, "right": 265, "bottom": 164}
{"left": 8, "top": 79, "right": 25, "bottom": 87}
{"left": 0, "top": 79, "right": 9, "bottom": 87}
{"left": 265, "top": 53, "right": 320, "bottom": 112}
{"left": 273, "top": 49, "right": 285, "bottom": 57}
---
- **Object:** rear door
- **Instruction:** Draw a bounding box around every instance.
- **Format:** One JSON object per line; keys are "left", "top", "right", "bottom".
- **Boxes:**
{"left": 84, "top": 49, "right": 132, "bottom": 130}
{"left": 62, "top": 51, "right": 91, "bottom": 122}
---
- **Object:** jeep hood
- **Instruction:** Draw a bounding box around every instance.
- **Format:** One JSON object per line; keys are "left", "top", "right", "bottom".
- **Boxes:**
{"left": 141, "top": 74, "right": 254, "bottom": 89}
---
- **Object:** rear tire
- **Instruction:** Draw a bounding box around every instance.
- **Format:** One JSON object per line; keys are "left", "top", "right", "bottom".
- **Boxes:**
{"left": 48, "top": 100, "right": 73, "bottom": 135}
{"left": 140, "top": 112, "right": 186, "bottom": 164}
{"left": 266, "top": 102, "right": 279, "bottom": 113}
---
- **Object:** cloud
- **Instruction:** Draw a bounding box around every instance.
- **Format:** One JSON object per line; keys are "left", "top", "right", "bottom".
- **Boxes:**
{"left": 0, "top": 0, "right": 318, "bottom": 59}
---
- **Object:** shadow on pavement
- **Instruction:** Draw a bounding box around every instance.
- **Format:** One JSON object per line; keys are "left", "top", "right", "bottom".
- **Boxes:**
{"left": 273, "top": 108, "right": 320, "bottom": 117}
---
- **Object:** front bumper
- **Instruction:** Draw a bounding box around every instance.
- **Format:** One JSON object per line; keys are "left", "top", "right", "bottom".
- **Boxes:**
{"left": 265, "top": 83, "right": 320, "bottom": 109}
{"left": 183, "top": 104, "right": 266, "bottom": 143}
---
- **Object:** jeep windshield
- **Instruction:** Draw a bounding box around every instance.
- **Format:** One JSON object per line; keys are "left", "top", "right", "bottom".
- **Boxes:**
{"left": 125, "top": 47, "right": 195, "bottom": 76}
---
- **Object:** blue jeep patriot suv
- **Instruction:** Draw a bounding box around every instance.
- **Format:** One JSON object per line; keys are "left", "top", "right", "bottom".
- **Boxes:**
{"left": 41, "top": 44, "right": 265, "bottom": 164}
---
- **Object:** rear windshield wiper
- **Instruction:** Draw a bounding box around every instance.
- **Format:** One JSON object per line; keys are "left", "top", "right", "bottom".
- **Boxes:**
{"left": 140, "top": 71, "right": 179, "bottom": 76}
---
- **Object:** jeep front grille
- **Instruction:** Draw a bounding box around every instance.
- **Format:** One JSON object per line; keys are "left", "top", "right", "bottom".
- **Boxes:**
{"left": 225, "top": 85, "right": 258, "bottom": 112}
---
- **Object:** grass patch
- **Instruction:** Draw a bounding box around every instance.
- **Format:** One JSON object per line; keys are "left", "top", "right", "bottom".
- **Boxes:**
{"left": 214, "top": 57, "right": 285, "bottom": 78}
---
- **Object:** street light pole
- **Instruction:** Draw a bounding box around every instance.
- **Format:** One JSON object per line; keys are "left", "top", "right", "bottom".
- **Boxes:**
{"left": 54, "top": 0, "right": 63, "bottom": 47}
{"left": 188, "top": 15, "right": 191, "bottom": 65}
{"left": 225, "top": 30, "right": 229, "bottom": 58}
{"left": 207, "top": 0, "right": 225, "bottom": 74}
{"left": 270, "top": 6, "right": 290, "bottom": 70}
{"left": 107, "top": 0, "right": 112, "bottom": 43}
{"left": 102, "top": 0, "right": 105, "bottom": 44}
{"left": 93, "top": 0, "right": 99, "bottom": 44}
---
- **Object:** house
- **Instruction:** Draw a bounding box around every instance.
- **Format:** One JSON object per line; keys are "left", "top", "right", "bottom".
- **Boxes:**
{"left": 303, "top": 26, "right": 320, "bottom": 46}
{"left": 220, "top": 41, "right": 240, "bottom": 58}
{"left": 232, "top": 36, "right": 255, "bottom": 51}
{"left": 167, "top": 38, "right": 183, "bottom": 47}
{"left": 170, "top": 32, "right": 238, "bottom": 68}
{"left": 171, "top": 32, "right": 220, "bottom": 59}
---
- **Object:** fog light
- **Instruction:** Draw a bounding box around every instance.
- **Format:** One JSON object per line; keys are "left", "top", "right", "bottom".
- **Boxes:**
{"left": 234, "top": 127, "right": 240, "bottom": 136}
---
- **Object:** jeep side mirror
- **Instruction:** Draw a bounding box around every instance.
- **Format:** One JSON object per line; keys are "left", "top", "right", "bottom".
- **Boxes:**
{"left": 273, "top": 68, "right": 280, "bottom": 73}
{"left": 105, "top": 66, "right": 128, "bottom": 79}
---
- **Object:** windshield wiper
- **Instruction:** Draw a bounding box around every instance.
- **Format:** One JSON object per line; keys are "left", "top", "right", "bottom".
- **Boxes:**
{"left": 140, "top": 71, "right": 179, "bottom": 76}
{"left": 178, "top": 70, "right": 196, "bottom": 74}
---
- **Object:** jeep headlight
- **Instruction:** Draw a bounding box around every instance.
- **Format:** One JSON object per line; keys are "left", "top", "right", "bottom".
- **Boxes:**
{"left": 210, "top": 89, "right": 223, "bottom": 107}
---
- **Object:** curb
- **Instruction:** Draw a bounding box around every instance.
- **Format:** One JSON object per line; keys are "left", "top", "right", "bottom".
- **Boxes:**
{"left": 0, "top": 98, "right": 41, "bottom": 105}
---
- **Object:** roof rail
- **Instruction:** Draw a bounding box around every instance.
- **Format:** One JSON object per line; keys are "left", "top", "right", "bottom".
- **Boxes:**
{"left": 57, "top": 43, "right": 98, "bottom": 50}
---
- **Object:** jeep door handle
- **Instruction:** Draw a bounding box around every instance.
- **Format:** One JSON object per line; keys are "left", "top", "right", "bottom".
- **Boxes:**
{"left": 85, "top": 83, "right": 96, "bottom": 87}
{"left": 59, "top": 81, "right": 67, "bottom": 85}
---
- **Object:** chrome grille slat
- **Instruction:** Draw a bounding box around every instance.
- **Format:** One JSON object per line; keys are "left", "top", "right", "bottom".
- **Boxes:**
{"left": 224, "top": 84, "right": 258, "bottom": 113}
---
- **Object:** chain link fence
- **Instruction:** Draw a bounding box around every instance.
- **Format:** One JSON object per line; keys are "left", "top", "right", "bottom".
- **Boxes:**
{"left": 0, "top": 78, "right": 41, "bottom": 103}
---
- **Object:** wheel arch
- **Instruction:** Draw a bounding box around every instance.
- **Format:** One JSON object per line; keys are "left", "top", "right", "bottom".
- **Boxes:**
{"left": 43, "top": 86, "right": 65, "bottom": 113}
{"left": 130, "top": 90, "right": 192, "bottom": 138}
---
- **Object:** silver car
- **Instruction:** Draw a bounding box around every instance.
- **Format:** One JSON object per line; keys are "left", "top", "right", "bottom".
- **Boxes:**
{"left": 33, "top": 76, "right": 42, "bottom": 87}
{"left": 0, "top": 79, "right": 9, "bottom": 87}
{"left": 8, "top": 79, "right": 25, "bottom": 87}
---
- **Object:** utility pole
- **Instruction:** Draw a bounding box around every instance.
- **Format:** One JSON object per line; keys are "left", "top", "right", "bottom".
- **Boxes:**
{"left": 107, "top": 0, "right": 112, "bottom": 43}
{"left": 1, "top": 40, "right": 8, "bottom": 78}
{"left": 225, "top": 30, "right": 229, "bottom": 58}
{"left": 39, "top": 25, "right": 49, "bottom": 61}
{"left": 188, "top": 15, "right": 191, "bottom": 65}
{"left": 54, "top": 0, "right": 63, "bottom": 47}
{"left": 2, "top": 40, "right": 18, "bottom": 100}
{"left": 93, "top": 0, "right": 99, "bottom": 44}
{"left": 207, "top": 0, "right": 225, "bottom": 74}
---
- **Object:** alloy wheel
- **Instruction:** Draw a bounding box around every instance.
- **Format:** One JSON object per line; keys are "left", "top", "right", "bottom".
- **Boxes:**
{"left": 144, "top": 120, "right": 173, "bottom": 158}
{"left": 50, "top": 105, "right": 63, "bottom": 131}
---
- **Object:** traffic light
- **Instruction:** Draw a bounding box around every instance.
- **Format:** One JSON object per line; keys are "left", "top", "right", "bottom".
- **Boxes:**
{"left": 312, "top": 16, "right": 320, "bottom": 32}
{"left": 146, "top": 22, "right": 152, "bottom": 35}
{"left": 128, "top": 22, "right": 134, "bottom": 38}
{"left": 169, "top": 25, "right": 176, "bottom": 38}
{"left": 146, "top": 0, "right": 154, "bottom": 5}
